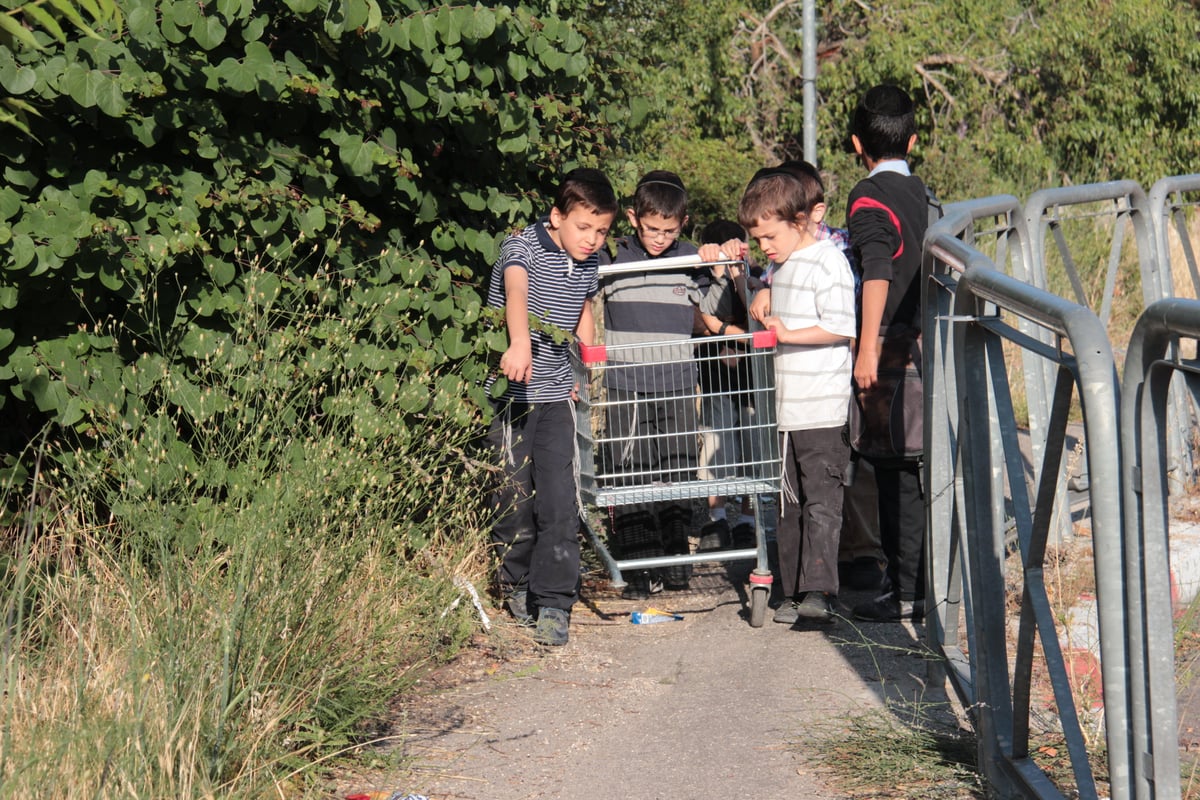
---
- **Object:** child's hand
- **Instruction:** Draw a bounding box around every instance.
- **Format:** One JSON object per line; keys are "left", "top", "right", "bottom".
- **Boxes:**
{"left": 697, "top": 243, "right": 724, "bottom": 263}
{"left": 749, "top": 289, "right": 771, "bottom": 322}
{"left": 499, "top": 340, "right": 533, "bottom": 384}
{"left": 720, "top": 239, "right": 748, "bottom": 261}
{"left": 762, "top": 316, "right": 795, "bottom": 345}
{"left": 853, "top": 348, "right": 880, "bottom": 390}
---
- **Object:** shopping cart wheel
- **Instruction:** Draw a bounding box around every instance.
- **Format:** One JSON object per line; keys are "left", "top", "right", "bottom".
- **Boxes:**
{"left": 748, "top": 571, "right": 772, "bottom": 628}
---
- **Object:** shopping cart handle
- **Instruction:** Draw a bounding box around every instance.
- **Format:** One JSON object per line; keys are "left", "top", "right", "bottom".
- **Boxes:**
{"left": 752, "top": 329, "right": 777, "bottom": 349}
{"left": 579, "top": 343, "right": 607, "bottom": 364}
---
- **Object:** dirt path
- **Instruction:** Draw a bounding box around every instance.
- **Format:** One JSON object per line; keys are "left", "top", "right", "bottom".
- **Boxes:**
{"left": 336, "top": 558, "right": 954, "bottom": 800}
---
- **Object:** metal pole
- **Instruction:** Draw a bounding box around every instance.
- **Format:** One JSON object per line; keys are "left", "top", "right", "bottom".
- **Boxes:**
{"left": 802, "top": 0, "right": 817, "bottom": 166}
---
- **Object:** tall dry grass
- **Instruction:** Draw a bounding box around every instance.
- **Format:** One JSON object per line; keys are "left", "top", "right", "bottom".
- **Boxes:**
{"left": 0, "top": 262, "right": 496, "bottom": 798}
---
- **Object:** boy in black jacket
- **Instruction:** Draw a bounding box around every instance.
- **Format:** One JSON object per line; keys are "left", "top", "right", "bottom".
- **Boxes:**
{"left": 845, "top": 85, "right": 932, "bottom": 623}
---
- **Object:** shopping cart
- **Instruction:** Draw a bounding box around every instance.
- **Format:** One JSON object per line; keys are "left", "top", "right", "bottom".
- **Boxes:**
{"left": 574, "top": 255, "right": 782, "bottom": 627}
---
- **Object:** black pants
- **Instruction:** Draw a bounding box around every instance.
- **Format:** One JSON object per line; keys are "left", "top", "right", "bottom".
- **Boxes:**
{"left": 487, "top": 400, "right": 580, "bottom": 611}
{"left": 871, "top": 459, "right": 925, "bottom": 602}
{"left": 776, "top": 426, "right": 848, "bottom": 598}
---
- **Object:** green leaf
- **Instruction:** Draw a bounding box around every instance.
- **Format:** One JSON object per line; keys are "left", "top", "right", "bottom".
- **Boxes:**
{"left": 441, "top": 327, "right": 473, "bottom": 359}
{"left": 191, "top": 15, "right": 227, "bottom": 50}
{"left": 342, "top": 0, "right": 369, "bottom": 32}
{"left": 467, "top": 7, "right": 496, "bottom": 40}
{"left": 0, "top": 60, "right": 36, "bottom": 95}
{"left": 496, "top": 133, "right": 528, "bottom": 154}
{"left": 338, "top": 134, "right": 375, "bottom": 177}
{"left": 212, "top": 56, "right": 257, "bottom": 92}
{"left": 205, "top": 256, "right": 235, "bottom": 287}
{"left": 9, "top": 234, "right": 35, "bottom": 269}
{"left": 506, "top": 52, "right": 528, "bottom": 81}
{"left": 300, "top": 205, "right": 326, "bottom": 237}
{"left": 21, "top": 3, "right": 66, "bottom": 44}
{"left": 60, "top": 64, "right": 124, "bottom": 115}
{"left": 0, "top": 186, "right": 21, "bottom": 221}
{"left": 98, "top": 264, "right": 124, "bottom": 290}
{"left": 0, "top": 13, "right": 42, "bottom": 50}
{"left": 399, "top": 79, "right": 427, "bottom": 110}
{"left": 127, "top": 5, "right": 157, "bottom": 37}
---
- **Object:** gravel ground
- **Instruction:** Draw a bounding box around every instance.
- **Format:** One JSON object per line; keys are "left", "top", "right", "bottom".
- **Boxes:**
{"left": 335, "top": 551, "right": 954, "bottom": 800}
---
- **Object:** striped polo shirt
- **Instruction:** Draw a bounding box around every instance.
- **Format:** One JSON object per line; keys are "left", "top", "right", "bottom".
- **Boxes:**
{"left": 600, "top": 236, "right": 703, "bottom": 393}
{"left": 770, "top": 238, "right": 856, "bottom": 431}
{"left": 486, "top": 218, "right": 599, "bottom": 403}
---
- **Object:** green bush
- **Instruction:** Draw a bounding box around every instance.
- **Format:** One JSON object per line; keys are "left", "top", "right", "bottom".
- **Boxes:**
{"left": 1, "top": 260, "right": 496, "bottom": 795}
{"left": 0, "top": 1, "right": 630, "bottom": 793}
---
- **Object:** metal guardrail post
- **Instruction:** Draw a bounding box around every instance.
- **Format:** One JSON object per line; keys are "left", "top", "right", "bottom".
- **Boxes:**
{"left": 1146, "top": 175, "right": 1200, "bottom": 490}
{"left": 924, "top": 196, "right": 1028, "bottom": 708}
{"left": 927, "top": 232, "right": 1130, "bottom": 800}
{"left": 1024, "top": 182, "right": 1156, "bottom": 544}
{"left": 1121, "top": 297, "right": 1200, "bottom": 800}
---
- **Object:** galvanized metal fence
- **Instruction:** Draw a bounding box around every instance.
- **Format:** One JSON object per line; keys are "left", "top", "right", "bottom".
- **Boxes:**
{"left": 922, "top": 175, "right": 1200, "bottom": 799}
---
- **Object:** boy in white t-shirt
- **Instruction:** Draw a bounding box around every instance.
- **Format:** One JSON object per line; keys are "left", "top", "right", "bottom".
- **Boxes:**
{"left": 733, "top": 167, "right": 857, "bottom": 624}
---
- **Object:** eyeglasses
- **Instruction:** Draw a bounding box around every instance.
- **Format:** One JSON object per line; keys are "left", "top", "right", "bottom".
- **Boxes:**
{"left": 639, "top": 222, "right": 682, "bottom": 241}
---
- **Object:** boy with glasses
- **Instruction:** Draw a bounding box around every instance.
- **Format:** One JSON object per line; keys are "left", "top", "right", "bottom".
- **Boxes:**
{"left": 600, "top": 170, "right": 705, "bottom": 599}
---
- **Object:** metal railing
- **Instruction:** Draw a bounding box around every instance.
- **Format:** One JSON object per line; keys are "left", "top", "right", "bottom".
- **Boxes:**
{"left": 923, "top": 176, "right": 1200, "bottom": 799}
{"left": 1121, "top": 298, "right": 1200, "bottom": 800}
{"left": 924, "top": 226, "right": 1127, "bottom": 799}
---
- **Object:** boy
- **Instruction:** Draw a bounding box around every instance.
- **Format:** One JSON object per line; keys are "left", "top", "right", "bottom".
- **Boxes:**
{"left": 600, "top": 170, "right": 704, "bottom": 599}
{"left": 845, "top": 85, "right": 932, "bottom": 623}
{"left": 748, "top": 161, "right": 887, "bottom": 593}
{"left": 485, "top": 167, "right": 618, "bottom": 646}
{"left": 695, "top": 220, "right": 760, "bottom": 550}
{"left": 737, "top": 168, "right": 857, "bottom": 625}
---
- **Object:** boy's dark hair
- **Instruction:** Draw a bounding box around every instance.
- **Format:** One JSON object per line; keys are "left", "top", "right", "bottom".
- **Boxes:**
{"left": 768, "top": 160, "right": 826, "bottom": 205}
{"left": 701, "top": 219, "right": 746, "bottom": 245}
{"left": 555, "top": 168, "right": 619, "bottom": 218}
{"left": 852, "top": 84, "right": 917, "bottom": 162}
{"left": 737, "top": 168, "right": 823, "bottom": 231}
{"left": 631, "top": 170, "right": 688, "bottom": 221}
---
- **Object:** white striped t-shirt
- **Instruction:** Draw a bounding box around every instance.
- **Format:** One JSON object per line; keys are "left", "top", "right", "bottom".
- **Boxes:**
{"left": 770, "top": 238, "right": 856, "bottom": 431}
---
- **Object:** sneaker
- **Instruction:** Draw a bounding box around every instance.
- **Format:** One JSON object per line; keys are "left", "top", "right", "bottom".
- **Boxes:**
{"left": 730, "top": 522, "right": 756, "bottom": 548}
{"left": 532, "top": 606, "right": 570, "bottom": 646}
{"left": 697, "top": 519, "right": 730, "bottom": 551}
{"left": 852, "top": 591, "right": 925, "bottom": 622}
{"left": 504, "top": 590, "right": 533, "bottom": 625}
{"left": 773, "top": 599, "right": 802, "bottom": 624}
{"left": 658, "top": 505, "right": 693, "bottom": 590}
{"left": 794, "top": 592, "right": 835, "bottom": 624}
{"left": 621, "top": 572, "right": 664, "bottom": 600}
{"left": 848, "top": 557, "right": 887, "bottom": 592}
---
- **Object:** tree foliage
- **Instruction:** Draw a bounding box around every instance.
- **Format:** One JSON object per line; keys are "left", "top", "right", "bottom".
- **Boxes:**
{"left": 0, "top": 0, "right": 630, "bottom": 492}
{"left": 602, "top": 0, "right": 1200, "bottom": 223}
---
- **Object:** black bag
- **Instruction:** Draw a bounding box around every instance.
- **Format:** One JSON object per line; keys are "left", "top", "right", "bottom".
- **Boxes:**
{"left": 849, "top": 328, "right": 923, "bottom": 462}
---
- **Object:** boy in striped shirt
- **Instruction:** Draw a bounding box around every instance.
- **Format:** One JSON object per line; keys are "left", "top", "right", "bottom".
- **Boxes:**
{"left": 485, "top": 168, "right": 618, "bottom": 646}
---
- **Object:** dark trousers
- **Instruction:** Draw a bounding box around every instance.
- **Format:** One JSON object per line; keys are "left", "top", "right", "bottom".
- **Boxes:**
{"left": 776, "top": 426, "right": 848, "bottom": 598}
{"left": 871, "top": 459, "right": 925, "bottom": 602}
{"left": 604, "top": 389, "right": 698, "bottom": 558}
{"left": 604, "top": 388, "right": 698, "bottom": 486}
{"left": 487, "top": 400, "right": 580, "bottom": 611}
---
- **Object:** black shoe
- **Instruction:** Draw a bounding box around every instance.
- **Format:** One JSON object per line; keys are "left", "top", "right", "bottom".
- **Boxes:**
{"left": 658, "top": 505, "right": 693, "bottom": 590}
{"left": 730, "top": 522, "right": 756, "bottom": 548}
{"left": 773, "top": 598, "right": 802, "bottom": 624}
{"left": 621, "top": 571, "right": 664, "bottom": 600}
{"left": 504, "top": 590, "right": 533, "bottom": 626}
{"left": 697, "top": 519, "right": 730, "bottom": 551}
{"left": 852, "top": 591, "right": 925, "bottom": 622}
{"left": 848, "top": 557, "right": 887, "bottom": 592}
{"left": 793, "top": 592, "right": 835, "bottom": 624}
{"left": 532, "top": 606, "right": 570, "bottom": 646}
